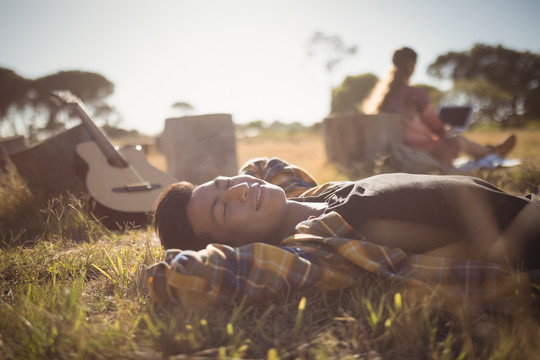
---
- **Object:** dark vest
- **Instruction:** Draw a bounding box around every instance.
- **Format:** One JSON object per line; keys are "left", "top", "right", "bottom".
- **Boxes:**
{"left": 293, "top": 173, "right": 539, "bottom": 268}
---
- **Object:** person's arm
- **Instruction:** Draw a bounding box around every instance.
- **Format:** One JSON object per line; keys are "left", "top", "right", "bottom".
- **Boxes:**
{"left": 412, "top": 87, "right": 446, "bottom": 136}
{"left": 146, "top": 241, "right": 355, "bottom": 308}
{"left": 239, "top": 157, "right": 319, "bottom": 197}
{"left": 420, "top": 106, "right": 448, "bottom": 137}
{"left": 147, "top": 208, "right": 533, "bottom": 309}
{"left": 147, "top": 223, "right": 530, "bottom": 309}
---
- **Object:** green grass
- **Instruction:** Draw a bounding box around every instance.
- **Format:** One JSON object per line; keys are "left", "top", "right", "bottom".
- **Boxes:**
{"left": 2, "top": 131, "right": 540, "bottom": 359}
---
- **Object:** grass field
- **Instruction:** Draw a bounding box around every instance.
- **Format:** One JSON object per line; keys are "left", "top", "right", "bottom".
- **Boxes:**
{"left": 236, "top": 128, "right": 540, "bottom": 193}
{"left": 1, "top": 128, "right": 540, "bottom": 359}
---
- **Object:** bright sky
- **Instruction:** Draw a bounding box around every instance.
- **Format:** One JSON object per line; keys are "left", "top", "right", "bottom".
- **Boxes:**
{"left": 1, "top": 0, "right": 539, "bottom": 135}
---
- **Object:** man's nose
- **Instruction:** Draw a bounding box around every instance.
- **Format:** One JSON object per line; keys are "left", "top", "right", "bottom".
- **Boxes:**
{"left": 223, "top": 182, "right": 249, "bottom": 202}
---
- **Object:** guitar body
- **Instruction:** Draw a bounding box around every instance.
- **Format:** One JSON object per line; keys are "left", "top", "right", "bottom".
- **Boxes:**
{"left": 76, "top": 141, "right": 176, "bottom": 214}
{"left": 50, "top": 90, "right": 178, "bottom": 228}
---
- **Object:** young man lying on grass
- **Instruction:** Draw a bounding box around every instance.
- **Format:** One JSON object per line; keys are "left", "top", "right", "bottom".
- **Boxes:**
{"left": 147, "top": 157, "right": 540, "bottom": 309}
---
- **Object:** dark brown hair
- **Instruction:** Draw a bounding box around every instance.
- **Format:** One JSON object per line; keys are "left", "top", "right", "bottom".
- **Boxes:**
{"left": 377, "top": 47, "right": 417, "bottom": 112}
{"left": 153, "top": 181, "right": 211, "bottom": 251}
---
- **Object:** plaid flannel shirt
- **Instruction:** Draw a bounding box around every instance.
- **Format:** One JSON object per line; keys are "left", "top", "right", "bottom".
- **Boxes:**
{"left": 147, "top": 158, "right": 538, "bottom": 309}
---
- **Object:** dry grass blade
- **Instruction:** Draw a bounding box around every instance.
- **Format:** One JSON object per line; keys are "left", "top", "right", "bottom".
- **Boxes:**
{"left": 1, "top": 128, "right": 540, "bottom": 359}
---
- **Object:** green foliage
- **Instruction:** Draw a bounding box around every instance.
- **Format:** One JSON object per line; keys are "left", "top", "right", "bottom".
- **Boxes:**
{"left": 101, "top": 124, "right": 140, "bottom": 139}
{"left": 0, "top": 169, "right": 108, "bottom": 246}
{"left": 428, "top": 44, "right": 540, "bottom": 126}
{"left": 306, "top": 31, "right": 358, "bottom": 72}
{"left": 0, "top": 235, "right": 161, "bottom": 359}
{"left": 0, "top": 67, "right": 114, "bottom": 141}
{"left": 331, "top": 73, "right": 379, "bottom": 115}
{"left": 1, "top": 131, "right": 540, "bottom": 358}
{"left": 0, "top": 68, "right": 31, "bottom": 117}
{"left": 235, "top": 120, "right": 321, "bottom": 139}
{"left": 444, "top": 79, "right": 514, "bottom": 124}
{"left": 172, "top": 101, "right": 194, "bottom": 112}
{"left": 508, "top": 163, "right": 540, "bottom": 194}
{"left": 415, "top": 83, "right": 445, "bottom": 109}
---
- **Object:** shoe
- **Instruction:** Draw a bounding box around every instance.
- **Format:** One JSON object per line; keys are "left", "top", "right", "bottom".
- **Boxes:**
{"left": 493, "top": 134, "right": 516, "bottom": 158}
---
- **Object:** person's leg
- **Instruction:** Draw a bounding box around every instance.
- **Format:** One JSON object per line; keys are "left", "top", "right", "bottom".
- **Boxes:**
{"left": 493, "top": 134, "right": 517, "bottom": 157}
{"left": 455, "top": 136, "right": 493, "bottom": 159}
{"left": 456, "top": 134, "right": 516, "bottom": 159}
{"left": 484, "top": 196, "right": 540, "bottom": 269}
{"left": 428, "top": 142, "right": 456, "bottom": 167}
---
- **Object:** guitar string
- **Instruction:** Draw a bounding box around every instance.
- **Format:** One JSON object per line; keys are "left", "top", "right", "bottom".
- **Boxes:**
{"left": 74, "top": 103, "right": 150, "bottom": 186}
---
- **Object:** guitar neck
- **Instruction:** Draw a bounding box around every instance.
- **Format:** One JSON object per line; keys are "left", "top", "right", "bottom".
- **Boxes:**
{"left": 72, "top": 104, "right": 128, "bottom": 168}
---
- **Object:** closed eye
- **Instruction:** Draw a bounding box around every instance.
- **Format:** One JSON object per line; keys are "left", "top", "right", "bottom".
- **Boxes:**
{"left": 223, "top": 178, "right": 230, "bottom": 219}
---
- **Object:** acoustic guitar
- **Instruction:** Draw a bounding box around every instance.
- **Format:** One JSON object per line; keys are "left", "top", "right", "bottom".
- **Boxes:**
{"left": 50, "top": 90, "right": 177, "bottom": 223}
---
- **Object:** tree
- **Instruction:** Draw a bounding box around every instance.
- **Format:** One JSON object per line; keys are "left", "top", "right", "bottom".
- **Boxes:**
{"left": 330, "top": 75, "right": 445, "bottom": 116}
{"left": 306, "top": 31, "right": 358, "bottom": 73}
{"left": 306, "top": 31, "right": 358, "bottom": 91}
{"left": 0, "top": 68, "right": 30, "bottom": 118}
{"left": 172, "top": 101, "right": 194, "bottom": 115}
{"left": 415, "top": 84, "right": 444, "bottom": 109}
{"left": 443, "top": 79, "right": 514, "bottom": 124}
{"left": 330, "top": 73, "right": 378, "bottom": 115}
{"left": 428, "top": 44, "right": 540, "bottom": 126}
{"left": 0, "top": 68, "right": 115, "bottom": 140}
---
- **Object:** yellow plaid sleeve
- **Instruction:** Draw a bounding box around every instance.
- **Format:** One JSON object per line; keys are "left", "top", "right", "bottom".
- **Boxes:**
{"left": 239, "top": 157, "right": 319, "bottom": 197}
{"left": 146, "top": 242, "right": 356, "bottom": 308}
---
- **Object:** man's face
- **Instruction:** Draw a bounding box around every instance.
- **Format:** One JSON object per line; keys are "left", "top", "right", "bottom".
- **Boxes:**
{"left": 186, "top": 175, "right": 287, "bottom": 247}
{"left": 407, "top": 60, "right": 416, "bottom": 76}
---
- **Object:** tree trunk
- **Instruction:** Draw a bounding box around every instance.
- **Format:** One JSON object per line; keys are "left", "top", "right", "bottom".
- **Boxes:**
{"left": 9, "top": 124, "right": 91, "bottom": 199}
{"left": 159, "top": 114, "right": 238, "bottom": 184}
{"left": 0, "top": 135, "right": 28, "bottom": 172}
{"left": 323, "top": 113, "right": 402, "bottom": 164}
